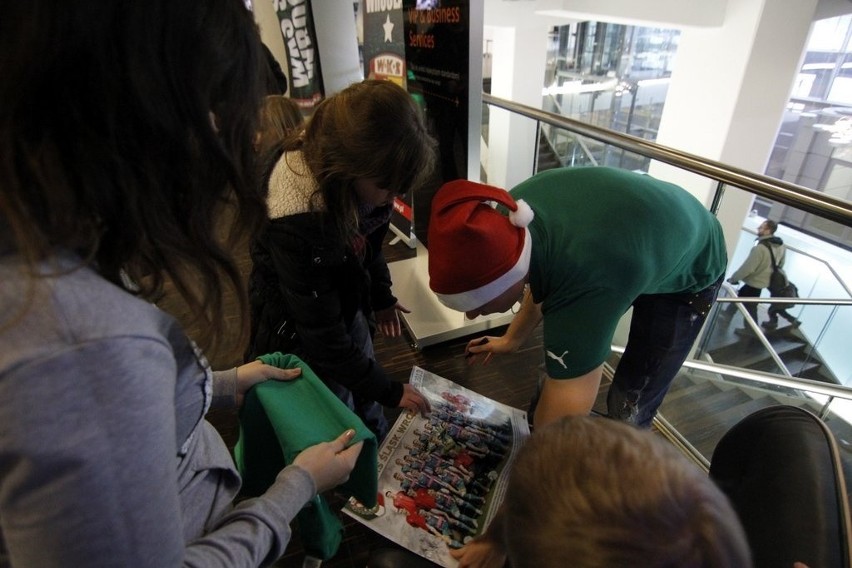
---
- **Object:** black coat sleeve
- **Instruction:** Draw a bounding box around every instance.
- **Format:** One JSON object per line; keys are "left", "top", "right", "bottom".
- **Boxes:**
{"left": 364, "top": 222, "right": 397, "bottom": 312}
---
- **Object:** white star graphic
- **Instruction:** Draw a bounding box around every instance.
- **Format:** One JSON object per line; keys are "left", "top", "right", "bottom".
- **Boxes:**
{"left": 383, "top": 14, "right": 394, "bottom": 43}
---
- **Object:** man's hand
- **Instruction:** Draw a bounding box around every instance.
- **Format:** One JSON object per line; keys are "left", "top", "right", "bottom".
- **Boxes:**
{"left": 464, "top": 288, "right": 539, "bottom": 366}
{"left": 464, "top": 335, "right": 518, "bottom": 365}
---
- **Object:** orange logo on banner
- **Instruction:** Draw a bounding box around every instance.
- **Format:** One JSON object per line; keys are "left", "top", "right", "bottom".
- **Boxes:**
{"left": 370, "top": 54, "right": 406, "bottom": 87}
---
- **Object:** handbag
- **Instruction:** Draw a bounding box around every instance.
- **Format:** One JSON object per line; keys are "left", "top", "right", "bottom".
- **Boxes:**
{"left": 762, "top": 241, "right": 790, "bottom": 293}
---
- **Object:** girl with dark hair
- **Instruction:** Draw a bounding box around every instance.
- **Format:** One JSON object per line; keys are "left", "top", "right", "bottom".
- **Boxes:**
{"left": 247, "top": 79, "right": 437, "bottom": 439}
{"left": 0, "top": 1, "right": 360, "bottom": 565}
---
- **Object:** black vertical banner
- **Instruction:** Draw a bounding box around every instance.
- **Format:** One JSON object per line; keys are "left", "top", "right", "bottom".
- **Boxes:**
{"left": 275, "top": 0, "right": 324, "bottom": 109}
{"left": 362, "top": 0, "right": 407, "bottom": 86}
{"left": 403, "top": 0, "right": 470, "bottom": 246}
{"left": 362, "top": 1, "right": 416, "bottom": 244}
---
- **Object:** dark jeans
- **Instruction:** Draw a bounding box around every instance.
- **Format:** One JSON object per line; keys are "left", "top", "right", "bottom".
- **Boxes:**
{"left": 736, "top": 283, "right": 763, "bottom": 323}
{"left": 606, "top": 276, "right": 723, "bottom": 428}
{"left": 323, "top": 311, "right": 389, "bottom": 441}
{"left": 767, "top": 305, "right": 798, "bottom": 324}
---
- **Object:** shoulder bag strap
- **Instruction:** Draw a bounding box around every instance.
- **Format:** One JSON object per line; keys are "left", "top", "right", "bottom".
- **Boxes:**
{"left": 762, "top": 240, "right": 779, "bottom": 271}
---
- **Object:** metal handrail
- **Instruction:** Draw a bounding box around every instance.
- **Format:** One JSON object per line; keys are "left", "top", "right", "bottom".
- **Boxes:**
{"left": 485, "top": 92, "right": 852, "bottom": 411}
{"left": 542, "top": 94, "right": 598, "bottom": 167}
{"left": 611, "top": 345, "right": 852, "bottom": 400}
{"left": 716, "top": 297, "right": 852, "bottom": 305}
{"left": 654, "top": 414, "right": 710, "bottom": 471}
{"left": 483, "top": 93, "right": 852, "bottom": 227}
{"left": 721, "top": 288, "right": 794, "bottom": 378}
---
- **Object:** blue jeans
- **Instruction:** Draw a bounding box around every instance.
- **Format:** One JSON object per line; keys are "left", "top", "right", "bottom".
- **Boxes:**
{"left": 606, "top": 276, "right": 723, "bottom": 428}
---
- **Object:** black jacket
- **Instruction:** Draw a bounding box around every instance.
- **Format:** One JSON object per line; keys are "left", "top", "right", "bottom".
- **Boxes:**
{"left": 247, "top": 210, "right": 403, "bottom": 407}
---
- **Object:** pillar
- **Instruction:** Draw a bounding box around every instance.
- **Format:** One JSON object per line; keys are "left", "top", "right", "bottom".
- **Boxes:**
{"left": 485, "top": 21, "right": 551, "bottom": 189}
{"left": 649, "top": 0, "right": 821, "bottom": 253}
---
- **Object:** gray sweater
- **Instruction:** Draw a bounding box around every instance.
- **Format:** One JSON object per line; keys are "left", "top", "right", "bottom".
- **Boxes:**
{"left": 729, "top": 236, "right": 785, "bottom": 289}
{"left": 0, "top": 254, "right": 315, "bottom": 567}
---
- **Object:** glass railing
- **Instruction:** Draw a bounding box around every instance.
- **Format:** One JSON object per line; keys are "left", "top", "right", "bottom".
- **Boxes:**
{"left": 481, "top": 92, "right": 852, "bottom": 468}
{"left": 725, "top": 225, "right": 852, "bottom": 383}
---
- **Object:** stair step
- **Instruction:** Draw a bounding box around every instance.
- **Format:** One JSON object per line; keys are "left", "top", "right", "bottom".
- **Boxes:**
{"left": 710, "top": 337, "right": 809, "bottom": 369}
{"left": 785, "top": 358, "right": 824, "bottom": 376}
{"left": 661, "top": 379, "right": 720, "bottom": 404}
{"left": 750, "top": 355, "right": 822, "bottom": 376}
{"left": 765, "top": 336, "right": 808, "bottom": 356}
{"left": 799, "top": 366, "right": 842, "bottom": 384}
{"left": 749, "top": 357, "right": 800, "bottom": 375}
{"left": 708, "top": 334, "right": 767, "bottom": 363}
{"left": 715, "top": 347, "right": 780, "bottom": 369}
{"left": 668, "top": 373, "right": 704, "bottom": 391}
{"left": 673, "top": 395, "right": 767, "bottom": 434}
{"left": 662, "top": 397, "right": 774, "bottom": 459}
{"left": 661, "top": 388, "right": 753, "bottom": 425}
{"left": 723, "top": 375, "right": 804, "bottom": 399}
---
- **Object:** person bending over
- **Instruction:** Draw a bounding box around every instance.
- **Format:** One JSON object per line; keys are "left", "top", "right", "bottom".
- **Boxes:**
{"left": 428, "top": 170, "right": 726, "bottom": 432}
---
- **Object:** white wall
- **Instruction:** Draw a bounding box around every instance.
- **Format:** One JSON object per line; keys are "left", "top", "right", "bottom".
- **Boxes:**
{"left": 483, "top": 3, "right": 552, "bottom": 189}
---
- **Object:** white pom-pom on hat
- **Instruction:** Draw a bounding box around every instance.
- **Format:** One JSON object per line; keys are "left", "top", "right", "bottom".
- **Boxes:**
{"left": 509, "top": 199, "right": 534, "bottom": 228}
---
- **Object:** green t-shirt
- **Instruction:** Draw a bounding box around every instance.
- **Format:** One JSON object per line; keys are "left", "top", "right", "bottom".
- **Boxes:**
{"left": 510, "top": 167, "right": 727, "bottom": 379}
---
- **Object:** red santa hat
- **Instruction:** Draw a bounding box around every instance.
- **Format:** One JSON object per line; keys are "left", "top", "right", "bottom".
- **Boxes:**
{"left": 427, "top": 179, "right": 534, "bottom": 312}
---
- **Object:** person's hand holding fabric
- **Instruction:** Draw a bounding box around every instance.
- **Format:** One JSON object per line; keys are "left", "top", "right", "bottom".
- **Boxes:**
{"left": 235, "top": 360, "right": 302, "bottom": 407}
{"left": 293, "top": 429, "right": 363, "bottom": 493}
